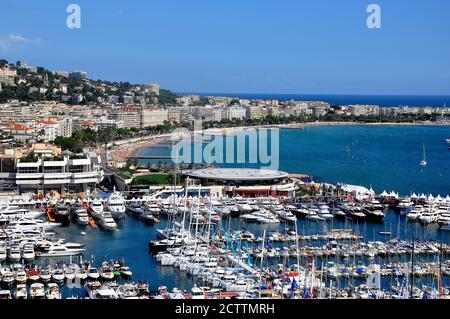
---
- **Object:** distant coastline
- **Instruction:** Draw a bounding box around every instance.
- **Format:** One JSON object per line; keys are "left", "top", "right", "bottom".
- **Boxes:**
{"left": 180, "top": 93, "right": 450, "bottom": 107}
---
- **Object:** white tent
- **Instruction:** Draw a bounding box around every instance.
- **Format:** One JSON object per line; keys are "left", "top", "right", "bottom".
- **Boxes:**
{"left": 419, "top": 193, "right": 427, "bottom": 199}
{"left": 380, "top": 190, "right": 389, "bottom": 197}
{"left": 411, "top": 193, "right": 418, "bottom": 199}
{"left": 435, "top": 194, "right": 443, "bottom": 202}
{"left": 428, "top": 194, "right": 435, "bottom": 201}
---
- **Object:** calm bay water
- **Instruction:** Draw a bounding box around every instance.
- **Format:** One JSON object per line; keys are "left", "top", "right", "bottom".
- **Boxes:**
{"left": 140, "top": 125, "right": 450, "bottom": 196}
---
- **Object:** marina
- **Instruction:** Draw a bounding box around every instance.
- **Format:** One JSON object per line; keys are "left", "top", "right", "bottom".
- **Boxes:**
{"left": 0, "top": 180, "right": 449, "bottom": 299}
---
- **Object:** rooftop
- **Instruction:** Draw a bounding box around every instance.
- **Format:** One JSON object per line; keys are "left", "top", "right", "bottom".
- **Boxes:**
{"left": 183, "top": 168, "right": 289, "bottom": 181}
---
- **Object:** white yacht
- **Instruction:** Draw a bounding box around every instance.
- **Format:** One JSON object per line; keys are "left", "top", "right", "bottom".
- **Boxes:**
{"left": 45, "top": 283, "right": 61, "bottom": 299}
{"left": 7, "top": 218, "right": 60, "bottom": 230}
{"left": 144, "top": 202, "right": 161, "bottom": 216}
{"left": 36, "top": 243, "right": 85, "bottom": 257}
{"left": 99, "top": 212, "right": 118, "bottom": 231}
{"left": 74, "top": 208, "right": 90, "bottom": 225}
{"left": 274, "top": 207, "right": 296, "bottom": 222}
{"left": 0, "top": 204, "right": 44, "bottom": 219}
{"left": 30, "top": 283, "right": 45, "bottom": 299}
{"left": 8, "top": 245, "right": 21, "bottom": 262}
{"left": 15, "top": 284, "right": 28, "bottom": 299}
{"left": 418, "top": 209, "right": 439, "bottom": 224}
{"left": 407, "top": 205, "right": 423, "bottom": 221}
{"left": 22, "top": 244, "right": 36, "bottom": 262}
{"left": 106, "top": 192, "right": 126, "bottom": 220}
{"left": 89, "top": 199, "right": 104, "bottom": 219}
{"left": 420, "top": 143, "right": 427, "bottom": 166}
{"left": 0, "top": 243, "right": 7, "bottom": 262}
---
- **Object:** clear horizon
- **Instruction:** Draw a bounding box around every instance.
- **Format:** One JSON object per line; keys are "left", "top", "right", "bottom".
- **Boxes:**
{"left": 1, "top": 0, "right": 449, "bottom": 95}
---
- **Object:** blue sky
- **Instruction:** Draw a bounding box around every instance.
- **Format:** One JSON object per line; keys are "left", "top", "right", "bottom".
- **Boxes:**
{"left": 0, "top": 0, "right": 449, "bottom": 95}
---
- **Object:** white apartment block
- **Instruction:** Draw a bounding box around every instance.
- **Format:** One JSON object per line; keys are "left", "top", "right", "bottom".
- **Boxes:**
{"left": 16, "top": 152, "right": 104, "bottom": 194}
{"left": 140, "top": 107, "right": 168, "bottom": 128}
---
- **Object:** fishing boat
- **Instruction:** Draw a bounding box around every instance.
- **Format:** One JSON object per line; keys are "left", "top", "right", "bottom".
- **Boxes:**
{"left": 144, "top": 202, "right": 161, "bottom": 216}
{"left": 106, "top": 191, "right": 126, "bottom": 220}
{"left": 120, "top": 266, "right": 133, "bottom": 278}
{"left": 27, "top": 269, "right": 40, "bottom": 283}
{"left": 407, "top": 205, "right": 423, "bottom": 221}
{"left": 88, "top": 199, "right": 104, "bottom": 219}
{"left": 420, "top": 143, "right": 427, "bottom": 166}
{"left": 99, "top": 212, "right": 118, "bottom": 231}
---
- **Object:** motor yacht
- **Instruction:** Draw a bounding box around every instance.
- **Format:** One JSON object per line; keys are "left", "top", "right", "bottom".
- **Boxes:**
{"left": 27, "top": 270, "right": 40, "bottom": 283}
{"left": 418, "top": 210, "right": 439, "bottom": 224}
{"left": 22, "top": 244, "right": 36, "bottom": 262}
{"left": 106, "top": 192, "right": 126, "bottom": 220}
{"left": 36, "top": 243, "right": 85, "bottom": 257}
{"left": 407, "top": 205, "right": 423, "bottom": 221}
{"left": 8, "top": 245, "right": 21, "bottom": 262}
{"left": 30, "top": 283, "right": 45, "bottom": 299}
{"left": 74, "top": 208, "right": 90, "bottom": 225}
{"left": 45, "top": 283, "right": 61, "bottom": 299}
{"left": 0, "top": 267, "right": 14, "bottom": 288}
{"left": 15, "top": 284, "right": 28, "bottom": 299}
{"left": 99, "top": 212, "right": 118, "bottom": 231}
{"left": 0, "top": 243, "right": 7, "bottom": 262}
{"left": 39, "top": 268, "right": 52, "bottom": 283}
{"left": 276, "top": 208, "right": 297, "bottom": 222}
{"left": 8, "top": 218, "right": 60, "bottom": 231}
{"left": 331, "top": 207, "right": 346, "bottom": 218}
{"left": 0, "top": 204, "right": 44, "bottom": 219}
{"left": 51, "top": 268, "right": 66, "bottom": 283}
{"left": 87, "top": 267, "right": 100, "bottom": 280}
{"left": 89, "top": 199, "right": 104, "bottom": 219}
{"left": 99, "top": 262, "right": 115, "bottom": 281}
